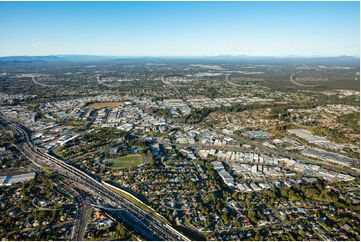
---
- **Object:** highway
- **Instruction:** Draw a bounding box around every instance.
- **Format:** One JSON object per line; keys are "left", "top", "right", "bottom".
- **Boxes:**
{"left": 0, "top": 112, "right": 189, "bottom": 241}
{"left": 289, "top": 73, "right": 321, "bottom": 88}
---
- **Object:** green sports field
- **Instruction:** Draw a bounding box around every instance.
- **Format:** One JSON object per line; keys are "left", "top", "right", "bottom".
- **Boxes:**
{"left": 108, "top": 154, "right": 144, "bottom": 169}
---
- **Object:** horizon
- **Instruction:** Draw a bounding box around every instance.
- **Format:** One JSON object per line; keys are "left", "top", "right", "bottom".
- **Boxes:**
{"left": 0, "top": 54, "right": 360, "bottom": 59}
{"left": 0, "top": 1, "right": 359, "bottom": 57}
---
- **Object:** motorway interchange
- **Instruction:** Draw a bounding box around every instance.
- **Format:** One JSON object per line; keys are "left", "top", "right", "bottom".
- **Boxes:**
{"left": 0, "top": 112, "right": 189, "bottom": 241}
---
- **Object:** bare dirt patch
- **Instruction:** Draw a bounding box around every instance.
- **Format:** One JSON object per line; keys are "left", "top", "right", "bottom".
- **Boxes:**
{"left": 87, "top": 102, "right": 124, "bottom": 110}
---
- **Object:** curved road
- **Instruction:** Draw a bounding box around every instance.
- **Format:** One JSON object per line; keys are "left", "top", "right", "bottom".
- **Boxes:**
{"left": 31, "top": 76, "right": 59, "bottom": 88}
{"left": 289, "top": 73, "right": 321, "bottom": 88}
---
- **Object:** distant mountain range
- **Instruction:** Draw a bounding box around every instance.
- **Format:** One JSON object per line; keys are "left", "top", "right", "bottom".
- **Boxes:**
{"left": 0, "top": 55, "right": 117, "bottom": 63}
{"left": 0, "top": 55, "right": 359, "bottom": 65}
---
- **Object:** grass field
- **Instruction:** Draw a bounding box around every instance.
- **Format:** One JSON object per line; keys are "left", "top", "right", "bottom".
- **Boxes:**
{"left": 87, "top": 101, "right": 124, "bottom": 110}
{"left": 108, "top": 154, "right": 144, "bottom": 169}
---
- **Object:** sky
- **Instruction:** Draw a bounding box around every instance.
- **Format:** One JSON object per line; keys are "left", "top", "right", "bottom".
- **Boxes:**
{"left": 0, "top": 1, "right": 359, "bottom": 57}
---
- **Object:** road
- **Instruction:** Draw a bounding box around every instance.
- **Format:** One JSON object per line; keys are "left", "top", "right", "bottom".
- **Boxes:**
{"left": 75, "top": 200, "right": 91, "bottom": 241}
{"left": 0, "top": 112, "right": 189, "bottom": 241}
{"left": 65, "top": 185, "right": 90, "bottom": 241}
{"left": 31, "top": 76, "right": 59, "bottom": 88}
{"left": 289, "top": 73, "right": 321, "bottom": 88}
{"left": 225, "top": 74, "right": 255, "bottom": 87}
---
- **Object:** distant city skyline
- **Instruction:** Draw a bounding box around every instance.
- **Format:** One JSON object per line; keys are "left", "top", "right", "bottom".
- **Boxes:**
{"left": 0, "top": 1, "right": 359, "bottom": 57}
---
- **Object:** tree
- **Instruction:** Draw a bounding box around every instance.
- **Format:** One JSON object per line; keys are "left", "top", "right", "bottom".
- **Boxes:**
{"left": 147, "top": 150, "right": 155, "bottom": 165}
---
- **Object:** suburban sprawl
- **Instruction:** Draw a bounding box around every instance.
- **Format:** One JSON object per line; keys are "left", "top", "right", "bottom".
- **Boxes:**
{"left": 0, "top": 56, "right": 359, "bottom": 241}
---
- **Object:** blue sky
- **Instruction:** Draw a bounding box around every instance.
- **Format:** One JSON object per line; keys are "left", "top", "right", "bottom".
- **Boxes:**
{"left": 0, "top": 1, "right": 359, "bottom": 57}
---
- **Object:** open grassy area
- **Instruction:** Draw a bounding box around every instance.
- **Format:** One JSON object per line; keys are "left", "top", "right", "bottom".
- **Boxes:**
{"left": 87, "top": 101, "right": 124, "bottom": 110}
{"left": 68, "top": 120, "right": 87, "bottom": 127}
{"left": 108, "top": 154, "right": 144, "bottom": 169}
